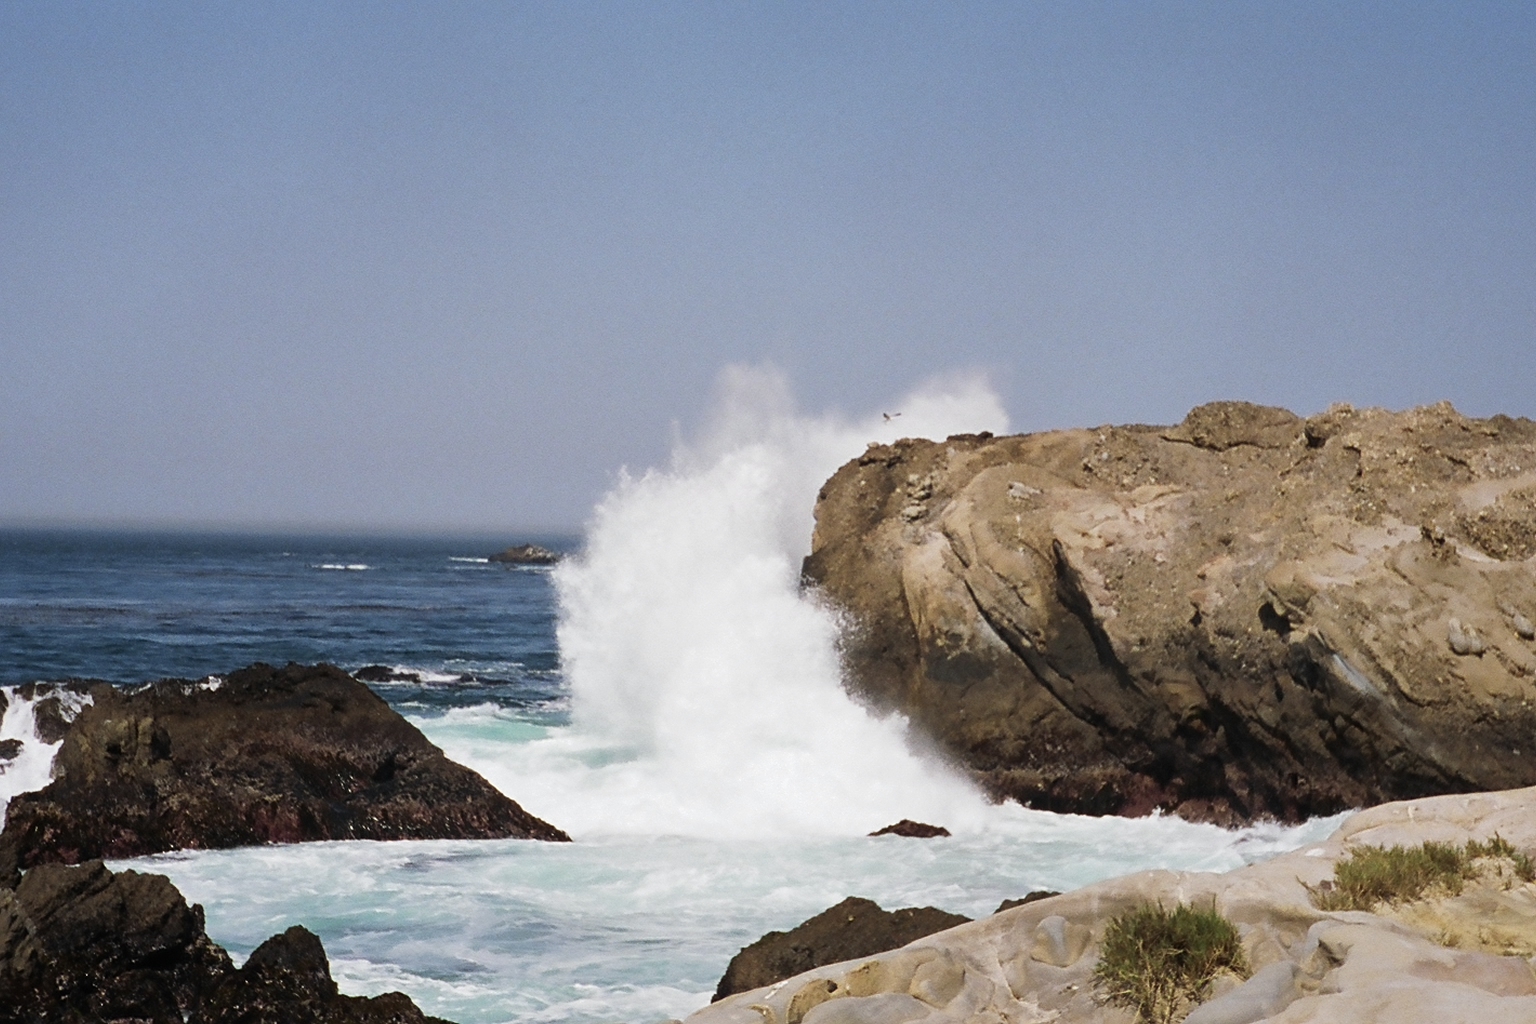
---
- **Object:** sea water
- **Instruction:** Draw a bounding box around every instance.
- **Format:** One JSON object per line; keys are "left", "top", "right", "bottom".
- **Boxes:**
{"left": 0, "top": 369, "right": 1340, "bottom": 1023}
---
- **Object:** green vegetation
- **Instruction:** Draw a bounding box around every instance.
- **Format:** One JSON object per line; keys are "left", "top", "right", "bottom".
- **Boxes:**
{"left": 1093, "top": 902, "right": 1248, "bottom": 1024}
{"left": 1311, "top": 835, "right": 1536, "bottom": 912}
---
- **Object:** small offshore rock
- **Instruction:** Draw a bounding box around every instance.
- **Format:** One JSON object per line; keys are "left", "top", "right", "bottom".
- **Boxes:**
{"left": 0, "top": 738, "right": 22, "bottom": 762}
{"left": 488, "top": 544, "right": 562, "bottom": 565}
{"left": 868, "top": 819, "right": 951, "bottom": 838}
{"left": 1448, "top": 617, "right": 1487, "bottom": 656}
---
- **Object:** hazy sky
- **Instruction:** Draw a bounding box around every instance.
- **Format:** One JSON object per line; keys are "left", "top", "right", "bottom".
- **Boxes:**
{"left": 3, "top": 2, "right": 1532, "bottom": 533}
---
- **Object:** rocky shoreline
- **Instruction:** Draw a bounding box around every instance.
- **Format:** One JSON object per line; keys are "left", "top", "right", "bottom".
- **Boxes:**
{"left": 691, "top": 786, "right": 1536, "bottom": 1024}
{"left": 804, "top": 401, "right": 1536, "bottom": 824}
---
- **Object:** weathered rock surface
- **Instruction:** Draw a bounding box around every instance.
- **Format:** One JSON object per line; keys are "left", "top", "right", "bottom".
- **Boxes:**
{"left": 714, "top": 897, "right": 973, "bottom": 1002}
{"left": 0, "top": 662, "right": 568, "bottom": 876}
{"left": 488, "top": 544, "right": 561, "bottom": 565}
{"left": 689, "top": 786, "right": 1536, "bottom": 1024}
{"left": 0, "top": 859, "right": 448, "bottom": 1023}
{"left": 803, "top": 401, "right": 1536, "bottom": 823}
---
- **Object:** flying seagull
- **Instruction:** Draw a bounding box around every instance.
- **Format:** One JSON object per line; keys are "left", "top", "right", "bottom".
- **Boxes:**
{"left": 882, "top": 412, "right": 901, "bottom": 422}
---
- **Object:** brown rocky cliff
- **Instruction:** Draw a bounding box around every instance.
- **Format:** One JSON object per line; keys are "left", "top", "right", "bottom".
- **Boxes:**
{"left": 802, "top": 401, "right": 1536, "bottom": 824}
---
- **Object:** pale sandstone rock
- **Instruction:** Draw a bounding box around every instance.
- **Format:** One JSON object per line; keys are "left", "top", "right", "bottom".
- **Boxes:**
{"left": 687, "top": 787, "right": 1536, "bottom": 1024}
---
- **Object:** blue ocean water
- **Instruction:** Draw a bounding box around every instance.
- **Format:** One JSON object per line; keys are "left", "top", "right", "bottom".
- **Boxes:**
{"left": 0, "top": 526, "right": 1342, "bottom": 1024}
{"left": 0, "top": 529, "right": 571, "bottom": 699}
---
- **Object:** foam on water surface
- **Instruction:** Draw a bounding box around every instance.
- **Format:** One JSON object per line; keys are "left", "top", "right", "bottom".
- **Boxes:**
{"left": 117, "top": 809, "right": 1341, "bottom": 1024}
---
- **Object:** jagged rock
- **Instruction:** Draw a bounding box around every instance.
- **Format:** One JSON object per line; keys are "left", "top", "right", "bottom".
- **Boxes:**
{"left": 0, "top": 860, "right": 449, "bottom": 1024}
{"left": 689, "top": 786, "right": 1536, "bottom": 1024}
{"left": 0, "top": 662, "right": 568, "bottom": 875}
{"left": 0, "top": 739, "right": 21, "bottom": 762}
{"left": 995, "top": 891, "right": 1060, "bottom": 913}
{"left": 713, "top": 897, "right": 971, "bottom": 1002}
{"left": 487, "top": 544, "right": 561, "bottom": 565}
{"left": 195, "top": 925, "right": 449, "bottom": 1023}
{"left": 868, "top": 820, "right": 951, "bottom": 838}
{"left": 803, "top": 401, "right": 1536, "bottom": 823}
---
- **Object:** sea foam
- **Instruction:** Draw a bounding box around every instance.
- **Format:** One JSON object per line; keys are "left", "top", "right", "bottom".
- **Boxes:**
{"left": 445, "top": 365, "right": 1012, "bottom": 839}
{"left": 0, "top": 685, "right": 93, "bottom": 820}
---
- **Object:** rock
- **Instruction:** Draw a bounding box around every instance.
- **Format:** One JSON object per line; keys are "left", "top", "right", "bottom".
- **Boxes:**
{"left": 0, "top": 662, "right": 568, "bottom": 875}
{"left": 11, "top": 680, "right": 95, "bottom": 743}
{"left": 487, "top": 544, "right": 561, "bottom": 565}
{"left": 0, "top": 859, "right": 450, "bottom": 1023}
{"left": 0, "top": 739, "right": 21, "bottom": 762}
{"left": 713, "top": 897, "right": 972, "bottom": 1002}
{"left": 868, "top": 820, "right": 951, "bottom": 838}
{"left": 689, "top": 785, "right": 1536, "bottom": 1024}
{"left": 995, "top": 890, "right": 1060, "bottom": 913}
{"left": 1448, "top": 617, "right": 1487, "bottom": 656}
{"left": 195, "top": 925, "right": 450, "bottom": 1023}
{"left": 802, "top": 401, "right": 1536, "bottom": 823}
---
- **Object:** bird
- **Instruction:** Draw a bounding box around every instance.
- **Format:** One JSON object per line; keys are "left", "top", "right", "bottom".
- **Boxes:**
{"left": 882, "top": 412, "right": 902, "bottom": 422}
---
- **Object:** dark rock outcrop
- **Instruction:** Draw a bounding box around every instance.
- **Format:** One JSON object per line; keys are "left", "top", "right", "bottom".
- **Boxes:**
{"left": 995, "top": 890, "right": 1060, "bottom": 913}
{"left": 0, "top": 662, "right": 568, "bottom": 875}
{"left": 487, "top": 544, "right": 561, "bottom": 565}
{"left": 0, "top": 859, "right": 448, "bottom": 1024}
{"left": 803, "top": 401, "right": 1536, "bottom": 824}
{"left": 196, "top": 925, "right": 447, "bottom": 1024}
{"left": 713, "top": 897, "right": 971, "bottom": 1001}
{"left": 868, "top": 820, "right": 951, "bottom": 838}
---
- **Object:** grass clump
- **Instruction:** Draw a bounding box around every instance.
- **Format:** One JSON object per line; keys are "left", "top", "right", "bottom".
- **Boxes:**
{"left": 1093, "top": 902, "right": 1248, "bottom": 1024}
{"left": 1311, "top": 835, "right": 1536, "bottom": 912}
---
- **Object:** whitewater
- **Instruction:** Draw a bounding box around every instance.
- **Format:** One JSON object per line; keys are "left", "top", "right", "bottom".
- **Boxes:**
{"left": 0, "top": 367, "right": 1340, "bottom": 1024}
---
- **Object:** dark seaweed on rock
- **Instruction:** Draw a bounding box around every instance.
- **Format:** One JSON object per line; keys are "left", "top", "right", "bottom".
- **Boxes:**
{"left": 0, "top": 661, "right": 568, "bottom": 877}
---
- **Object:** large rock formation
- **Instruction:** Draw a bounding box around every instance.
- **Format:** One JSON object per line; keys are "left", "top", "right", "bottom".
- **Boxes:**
{"left": 687, "top": 786, "right": 1536, "bottom": 1024}
{"left": 715, "top": 897, "right": 972, "bottom": 1001}
{"left": 0, "top": 662, "right": 568, "bottom": 877}
{"left": 803, "top": 401, "right": 1536, "bottom": 823}
{"left": 0, "top": 859, "right": 449, "bottom": 1023}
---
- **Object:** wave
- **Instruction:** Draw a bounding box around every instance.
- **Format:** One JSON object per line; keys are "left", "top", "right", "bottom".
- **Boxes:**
{"left": 0, "top": 683, "right": 94, "bottom": 819}
{"left": 315, "top": 563, "right": 371, "bottom": 571}
{"left": 448, "top": 557, "right": 491, "bottom": 564}
{"left": 453, "top": 365, "right": 1011, "bottom": 839}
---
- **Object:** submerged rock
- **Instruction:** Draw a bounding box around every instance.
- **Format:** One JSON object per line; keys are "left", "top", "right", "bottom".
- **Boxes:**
{"left": 0, "top": 859, "right": 449, "bottom": 1023}
{"left": 691, "top": 786, "right": 1536, "bottom": 1024}
{"left": 803, "top": 401, "right": 1536, "bottom": 823}
{"left": 713, "top": 896, "right": 971, "bottom": 1001}
{"left": 0, "top": 661, "right": 568, "bottom": 875}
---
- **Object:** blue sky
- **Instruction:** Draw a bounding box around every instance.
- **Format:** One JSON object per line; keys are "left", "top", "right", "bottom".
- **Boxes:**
{"left": 3, "top": 2, "right": 1532, "bottom": 532}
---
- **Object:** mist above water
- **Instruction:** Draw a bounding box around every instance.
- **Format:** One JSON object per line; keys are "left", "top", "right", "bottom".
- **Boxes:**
{"left": 467, "top": 366, "right": 1011, "bottom": 838}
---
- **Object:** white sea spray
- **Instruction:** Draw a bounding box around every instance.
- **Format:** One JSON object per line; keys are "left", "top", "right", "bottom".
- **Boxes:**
{"left": 447, "top": 365, "right": 1010, "bottom": 838}
{"left": 0, "top": 684, "right": 93, "bottom": 820}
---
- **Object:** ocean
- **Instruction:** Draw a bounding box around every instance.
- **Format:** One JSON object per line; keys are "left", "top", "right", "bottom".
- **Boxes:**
{"left": 0, "top": 377, "right": 1338, "bottom": 1024}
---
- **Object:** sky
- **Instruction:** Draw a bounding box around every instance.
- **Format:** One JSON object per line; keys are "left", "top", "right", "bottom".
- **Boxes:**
{"left": 2, "top": 2, "right": 1533, "bottom": 533}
